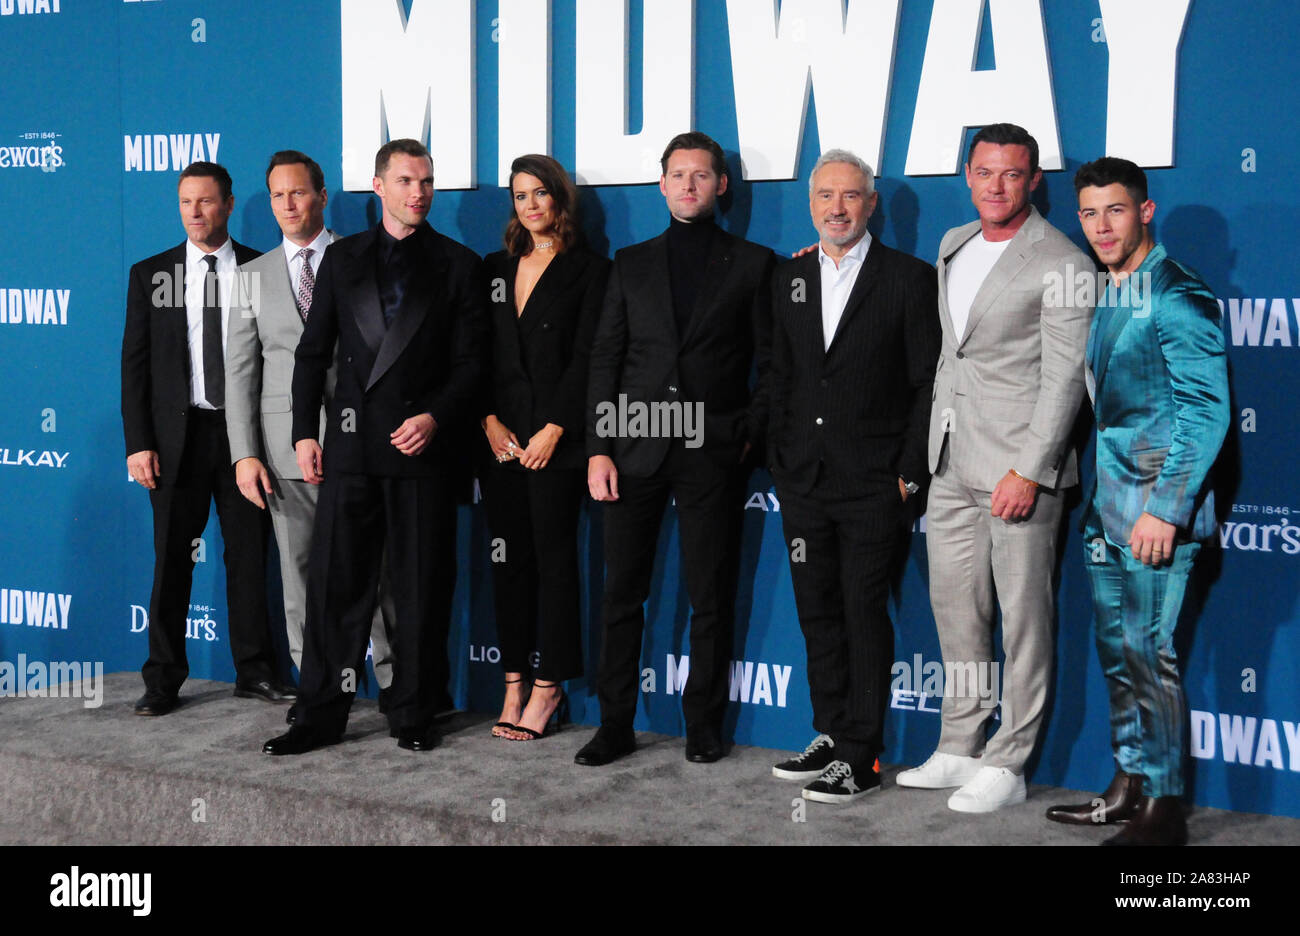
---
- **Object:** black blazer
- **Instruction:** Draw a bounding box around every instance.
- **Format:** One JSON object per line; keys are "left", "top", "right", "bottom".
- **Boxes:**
{"left": 121, "top": 239, "right": 260, "bottom": 485}
{"left": 586, "top": 227, "right": 775, "bottom": 476}
{"left": 766, "top": 240, "right": 941, "bottom": 498}
{"left": 482, "top": 246, "right": 610, "bottom": 472}
{"left": 291, "top": 223, "right": 486, "bottom": 480}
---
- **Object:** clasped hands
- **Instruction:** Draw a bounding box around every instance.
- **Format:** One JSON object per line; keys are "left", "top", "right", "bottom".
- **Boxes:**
{"left": 483, "top": 415, "right": 562, "bottom": 471}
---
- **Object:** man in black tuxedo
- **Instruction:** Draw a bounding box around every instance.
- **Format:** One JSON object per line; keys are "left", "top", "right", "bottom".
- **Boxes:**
{"left": 262, "top": 139, "right": 485, "bottom": 755}
{"left": 121, "top": 161, "right": 291, "bottom": 715}
{"left": 766, "top": 150, "right": 940, "bottom": 803}
{"left": 577, "top": 131, "right": 775, "bottom": 766}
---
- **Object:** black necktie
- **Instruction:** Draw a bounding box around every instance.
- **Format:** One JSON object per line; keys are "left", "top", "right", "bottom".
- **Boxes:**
{"left": 201, "top": 254, "right": 224, "bottom": 408}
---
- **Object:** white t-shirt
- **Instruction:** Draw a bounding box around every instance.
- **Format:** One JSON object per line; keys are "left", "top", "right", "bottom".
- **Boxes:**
{"left": 945, "top": 233, "right": 1010, "bottom": 341}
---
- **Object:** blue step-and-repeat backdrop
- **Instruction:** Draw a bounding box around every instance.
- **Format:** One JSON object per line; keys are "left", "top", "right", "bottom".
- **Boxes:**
{"left": 0, "top": 0, "right": 1296, "bottom": 819}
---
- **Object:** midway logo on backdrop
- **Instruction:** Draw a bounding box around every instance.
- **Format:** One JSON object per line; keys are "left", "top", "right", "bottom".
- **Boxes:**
{"left": 1220, "top": 298, "right": 1300, "bottom": 348}
{"left": 339, "top": 0, "right": 1191, "bottom": 189}
{"left": 0, "top": 131, "right": 62, "bottom": 171}
{"left": 1191, "top": 710, "right": 1300, "bottom": 772}
{"left": 0, "top": 0, "right": 60, "bottom": 15}
{"left": 124, "top": 132, "right": 220, "bottom": 172}
{"left": 1, "top": 585, "right": 71, "bottom": 629}
{"left": 658, "top": 654, "right": 793, "bottom": 708}
{"left": 0, "top": 286, "right": 69, "bottom": 324}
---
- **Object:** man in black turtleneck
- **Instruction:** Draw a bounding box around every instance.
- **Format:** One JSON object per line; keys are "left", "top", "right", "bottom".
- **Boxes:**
{"left": 579, "top": 131, "right": 775, "bottom": 766}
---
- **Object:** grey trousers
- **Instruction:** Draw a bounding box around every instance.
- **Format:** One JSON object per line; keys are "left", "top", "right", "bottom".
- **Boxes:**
{"left": 925, "top": 462, "right": 1063, "bottom": 773}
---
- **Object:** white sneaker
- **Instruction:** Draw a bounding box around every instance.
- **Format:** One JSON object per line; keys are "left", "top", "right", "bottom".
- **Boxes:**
{"left": 895, "top": 751, "right": 983, "bottom": 789}
{"left": 947, "top": 766, "right": 1027, "bottom": 813}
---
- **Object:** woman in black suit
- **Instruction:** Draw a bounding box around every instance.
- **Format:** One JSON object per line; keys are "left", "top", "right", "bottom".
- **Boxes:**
{"left": 480, "top": 154, "right": 610, "bottom": 740}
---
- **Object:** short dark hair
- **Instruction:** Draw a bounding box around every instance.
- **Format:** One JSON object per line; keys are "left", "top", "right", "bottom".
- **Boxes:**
{"left": 178, "top": 161, "right": 232, "bottom": 201}
{"left": 374, "top": 138, "right": 432, "bottom": 179}
{"left": 504, "top": 154, "right": 580, "bottom": 258}
{"left": 1073, "top": 156, "right": 1148, "bottom": 206}
{"left": 968, "top": 123, "right": 1040, "bottom": 174}
{"left": 660, "top": 131, "right": 727, "bottom": 178}
{"left": 265, "top": 150, "right": 325, "bottom": 193}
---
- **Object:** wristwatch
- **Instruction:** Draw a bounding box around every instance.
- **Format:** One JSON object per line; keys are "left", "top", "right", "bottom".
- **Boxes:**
{"left": 901, "top": 477, "right": 920, "bottom": 496}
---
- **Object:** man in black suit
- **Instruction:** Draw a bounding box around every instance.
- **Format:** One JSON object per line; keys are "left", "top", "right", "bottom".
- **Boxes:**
{"left": 766, "top": 150, "right": 940, "bottom": 803}
{"left": 121, "top": 160, "right": 291, "bottom": 715}
{"left": 262, "top": 139, "right": 485, "bottom": 755}
{"left": 577, "top": 131, "right": 775, "bottom": 766}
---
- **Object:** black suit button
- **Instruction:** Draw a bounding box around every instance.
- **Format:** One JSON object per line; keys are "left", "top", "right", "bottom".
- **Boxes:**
{"left": 820, "top": 378, "right": 829, "bottom": 388}
{"left": 346, "top": 356, "right": 353, "bottom": 363}
{"left": 668, "top": 385, "right": 678, "bottom": 394}
{"left": 955, "top": 351, "right": 965, "bottom": 359}
{"left": 542, "top": 322, "right": 552, "bottom": 330}
{"left": 815, "top": 417, "right": 824, "bottom": 426}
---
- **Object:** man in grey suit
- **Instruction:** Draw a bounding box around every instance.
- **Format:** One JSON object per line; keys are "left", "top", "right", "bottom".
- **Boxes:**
{"left": 896, "top": 124, "right": 1093, "bottom": 812}
{"left": 226, "top": 150, "right": 395, "bottom": 700}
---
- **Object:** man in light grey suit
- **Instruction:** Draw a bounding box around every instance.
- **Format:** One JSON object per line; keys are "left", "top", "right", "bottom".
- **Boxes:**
{"left": 896, "top": 124, "right": 1093, "bottom": 812}
{"left": 226, "top": 150, "right": 395, "bottom": 701}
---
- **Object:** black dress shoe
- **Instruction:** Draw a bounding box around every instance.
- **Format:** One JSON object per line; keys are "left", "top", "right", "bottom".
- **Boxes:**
{"left": 574, "top": 727, "right": 636, "bottom": 766}
{"left": 285, "top": 704, "right": 298, "bottom": 726}
{"left": 1102, "top": 796, "right": 1188, "bottom": 846}
{"left": 261, "top": 724, "right": 341, "bottom": 756}
{"left": 685, "top": 724, "right": 724, "bottom": 763}
{"left": 396, "top": 725, "right": 440, "bottom": 752}
{"left": 134, "top": 690, "right": 178, "bottom": 716}
{"left": 1047, "top": 770, "right": 1143, "bottom": 825}
{"left": 234, "top": 679, "right": 297, "bottom": 704}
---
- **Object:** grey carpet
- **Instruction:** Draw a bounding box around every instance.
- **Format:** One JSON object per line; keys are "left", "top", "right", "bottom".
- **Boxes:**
{"left": 2, "top": 673, "right": 1296, "bottom": 845}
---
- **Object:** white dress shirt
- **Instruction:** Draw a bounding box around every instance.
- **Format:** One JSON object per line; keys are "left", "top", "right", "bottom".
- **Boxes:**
{"left": 817, "top": 232, "right": 871, "bottom": 351}
{"left": 281, "top": 226, "right": 331, "bottom": 289}
{"left": 184, "top": 238, "right": 237, "bottom": 409}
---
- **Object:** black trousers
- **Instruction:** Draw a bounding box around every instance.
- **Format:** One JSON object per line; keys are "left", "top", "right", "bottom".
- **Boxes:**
{"left": 143, "top": 407, "right": 274, "bottom": 695}
{"left": 296, "top": 471, "right": 456, "bottom": 733}
{"left": 777, "top": 481, "right": 907, "bottom": 769}
{"left": 596, "top": 445, "right": 745, "bottom": 731}
{"left": 480, "top": 462, "right": 585, "bottom": 682}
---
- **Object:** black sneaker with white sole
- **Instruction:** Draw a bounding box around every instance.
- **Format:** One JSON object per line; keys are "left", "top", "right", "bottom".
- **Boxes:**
{"left": 772, "top": 733, "right": 836, "bottom": 780}
{"left": 801, "top": 760, "right": 881, "bottom": 804}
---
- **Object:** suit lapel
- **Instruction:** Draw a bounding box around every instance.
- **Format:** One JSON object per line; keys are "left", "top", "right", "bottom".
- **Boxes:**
{"left": 679, "top": 233, "right": 734, "bottom": 349}
{"left": 936, "top": 221, "right": 979, "bottom": 349}
{"left": 340, "top": 229, "right": 386, "bottom": 360}
{"left": 825, "top": 238, "right": 881, "bottom": 356}
{"left": 957, "top": 210, "right": 1047, "bottom": 347}
{"left": 645, "top": 233, "right": 679, "bottom": 347}
{"left": 790, "top": 252, "right": 826, "bottom": 355}
{"left": 517, "top": 249, "right": 584, "bottom": 341}
{"left": 367, "top": 227, "right": 445, "bottom": 391}
{"left": 1091, "top": 283, "right": 1134, "bottom": 396}
{"left": 495, "top": 253, "right": 527, "bottom": 375}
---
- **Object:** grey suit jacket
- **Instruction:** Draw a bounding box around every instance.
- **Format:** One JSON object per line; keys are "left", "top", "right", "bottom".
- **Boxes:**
{"left": 927, "top": 207, "right": 1093, "bottom": 492}
{"left": 226, "top": 233, "right": 338, "bottom": 480}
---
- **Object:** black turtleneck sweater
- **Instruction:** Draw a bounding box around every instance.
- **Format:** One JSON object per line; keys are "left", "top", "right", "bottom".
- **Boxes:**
{"left": 666, "top": 215, "right": 716, "bottom": 337}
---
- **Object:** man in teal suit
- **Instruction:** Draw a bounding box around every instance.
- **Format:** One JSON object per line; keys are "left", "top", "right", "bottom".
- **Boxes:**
{"left": 1046, "top": 157, "right": 1229, "bottom": 845}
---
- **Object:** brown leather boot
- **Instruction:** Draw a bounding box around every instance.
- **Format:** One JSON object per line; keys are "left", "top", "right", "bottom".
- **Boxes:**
{"left": 1046, "top": 770, "right": 1143, "bottom": 825}
{"left": 1102, "top": 796, "right": 1188, "bottom": 846}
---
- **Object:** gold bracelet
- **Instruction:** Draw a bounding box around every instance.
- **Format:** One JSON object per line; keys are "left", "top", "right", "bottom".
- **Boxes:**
{"left": 1009, "top": 469, "right": 1038, "bottom": 488}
